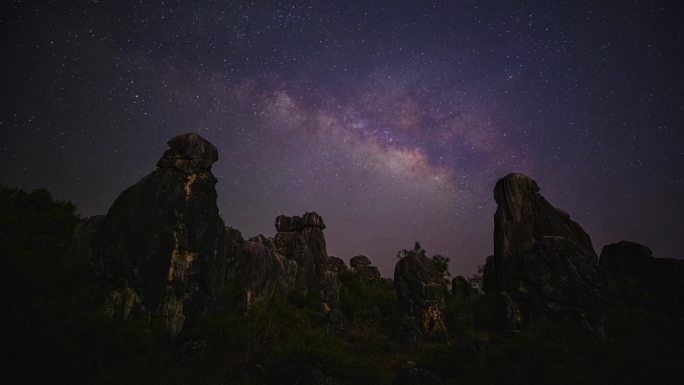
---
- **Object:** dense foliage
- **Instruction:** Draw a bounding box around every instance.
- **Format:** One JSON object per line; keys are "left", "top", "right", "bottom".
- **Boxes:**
{"left": 1, "top": 185, "right": 682, "bottom": 384}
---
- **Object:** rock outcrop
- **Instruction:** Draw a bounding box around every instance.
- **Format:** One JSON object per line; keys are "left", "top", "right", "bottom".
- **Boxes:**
{"left": 327, "top": 256, "right": 348, "bottom": 274}
{"left": 236, "top": 234, "right": 297, "bottom": 307}
{"left": 90, "top": 133, "right": 229, "bottom": 335}
{"left": 484, "top": 173, "right": 608, "bottom": 330}
{"left": 394, "top": 249, "right": 447, "bottom": 341}
{"left": 451, "top": 276, "right": 479, "bottom": 302}
{"left": 350, "top": 255, "right": 382, "bottom": 280}
{"left": 493, "top": 173, "right": 595, "bottom": 259}
{"left": 600, "top": 241, "right": 684, "bottom": 318}
{"left": 273, "top": 212, "right": 339, "bottom": 312}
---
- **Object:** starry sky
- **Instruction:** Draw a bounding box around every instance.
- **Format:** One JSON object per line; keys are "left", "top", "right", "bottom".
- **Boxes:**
{"left": 1, "top": 1, "right": 683, "bottom": 276}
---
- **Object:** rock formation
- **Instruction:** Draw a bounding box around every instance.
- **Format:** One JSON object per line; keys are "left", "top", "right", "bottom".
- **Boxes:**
{"left": 327, "top": 256, "right": 348, "bottom": 274}
{"left": 350, "top": 254, "right": 382, "bottom": 280}
{"left": 89, "top": 133, "right": 229, "bottom": 335}
{"left": 600, "top": 241, "right": 684, "bottom": 318}
{"left": 451, "top": 276, "right": 479, "bottom": 302}
{"left": 273, "top": 212, "right": 339, "bottom": 312}
{"left": 274, "top": 212, "right": 328, "bottom": 291}
{"left": 484, "top": 173, "right": 608, "bottom": 330}
{"left": 236, "top": 234, "right": 297, "bottom": 307}
{"left": 493, "top": 173, "right": 595, "bottom": 258}
{"left": 394, "top": 248, "right": 447, "bottom": 341}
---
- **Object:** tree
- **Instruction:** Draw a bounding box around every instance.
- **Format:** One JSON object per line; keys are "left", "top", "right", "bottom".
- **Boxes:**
{"left": 432, "top": 254, "right": 451, "bottom": 285}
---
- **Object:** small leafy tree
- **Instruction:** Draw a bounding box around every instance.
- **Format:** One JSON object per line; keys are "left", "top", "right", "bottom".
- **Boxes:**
{"left": 432, "top": 254, "right": 451, "bottom": 286}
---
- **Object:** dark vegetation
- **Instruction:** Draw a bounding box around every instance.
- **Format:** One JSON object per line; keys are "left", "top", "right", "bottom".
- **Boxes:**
{"left": 2, "top": 184, "right": 682, "bottom": 385}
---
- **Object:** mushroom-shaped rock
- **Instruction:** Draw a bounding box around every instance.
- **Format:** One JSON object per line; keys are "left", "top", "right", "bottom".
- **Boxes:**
{"left": 273, "top": 212, "right": 338, "bottom": 311}
{"left": 91, "top": 132, "right": 228, "bottom": 336}
{"left": 157, "top": 133, "right": 219, "bottom": 174}
{"left": 350, "top": 255, "right": 372, "bottom": 269}
{"left": 275, "top": 211, "right": 326, "bottom": 232}
{"left": 327, "top": 256, "right": 348, "bottom": 273}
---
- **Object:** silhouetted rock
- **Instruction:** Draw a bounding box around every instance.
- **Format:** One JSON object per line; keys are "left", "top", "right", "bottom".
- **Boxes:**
{"left": 237, "top": 233, "right": 297, "bottom": 307}
{"left": 350, "top": 255, "right": 382, "bottom": 280}
{"left": 451, "top": 275, "right": 479, "bottom": 301}
{"left": 600, "top": 241, "right": 684, "bottom": 318}
{"left": 485, "top": 174, "right": 607, "bottom": 330}
{"left": 275, "top": 212, "right": 326, "bottom": 232}
{"left": 90, "top": 133, "right": 228, "bottom": 335}
{"left": 493, "top": 173, "right": 595, "bottom": 259}
{"left": 273, "top": 212, "right": 339, "bottom": 311}
{"left": 499, "top": 236, "right": 608, "bottom": 329}
{"left": 156, "top": 132, "right": 218, "bottom": 174}
{"left": 327, "top": 256, "right": 348, "bottom": 273}
{"left": 394, "top": 251, "right": 447, "bottom": 341}
{"left": 350, "top": 255, "right": 371, "bottom": 269}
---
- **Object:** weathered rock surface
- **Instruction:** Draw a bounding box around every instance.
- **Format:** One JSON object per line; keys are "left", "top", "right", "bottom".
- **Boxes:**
{"left": 497, "top": 236, "right": 608, "bottom": 329}
{"left": 394, "top": 252, "right": 447, "bottom": 341}
{"left": 600, "top": 241, "right": 684, "bottom": 318}
{"left": 273, "top": 212, "right": 339, "bottom": 311}
{"left": 237, "top": 233, "right": 297, "bottom": 307}
{"left": 493, "top": 173, "right": 595, "bottom": 259}
{"left": 485, "top": 173, "right": 608, "bottom": 330}
{"left": 90, "top": 133, "right": 229, "bottom": 335}
{"left": 274, "top": 212, "right": 328, "bottom": 292}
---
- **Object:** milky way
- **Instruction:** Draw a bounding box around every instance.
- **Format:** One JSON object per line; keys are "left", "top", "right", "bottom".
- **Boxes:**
{"left": 1, "top": 1, "right": 683, "bottom": 275}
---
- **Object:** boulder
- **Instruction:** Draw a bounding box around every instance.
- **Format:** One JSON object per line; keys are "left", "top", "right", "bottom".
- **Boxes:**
{"left": 394, "top": 250, "right": 447, "bottom": 341}
{"left": 90, "top": 133, "right": 229, "bottom": 335}
{"left": 600, "top": 241, "right": 684, "bottom": 318}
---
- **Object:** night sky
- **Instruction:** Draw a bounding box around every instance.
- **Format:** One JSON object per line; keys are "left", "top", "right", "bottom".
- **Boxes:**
{"left": 2, "top": 1, "right": 683, "bottom": 276}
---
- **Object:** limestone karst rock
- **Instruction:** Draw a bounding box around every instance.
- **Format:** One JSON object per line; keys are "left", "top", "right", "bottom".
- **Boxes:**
{"left": 493, "top": 173, "right": 595, "bottom": 259}
{"left": 89, "top": 133, "right": 229, "bottom": 335}
{"left": 485, "top": 173, "right": 608, "bottom": 330}
{"left": 600, "top": 241, "right": 684, "bottom": 318}
{"left": 451, "top": 276, "right": 479, "bottom": 302}
{"left": 274, "top": 212, "right": 328, "bottom": 292}
{"left": 350, "top": 255, "right": 382, "bottom": 280}
{"left": 349, "top": 255, "right": 371, "bottom": 269}
{"left": 327, "top": 256, "right": 348, "bottom": 274}
{"left": 273, "top": 212, "right": 339, "bottom": 311}
{"left": 394, "top": 250, "right": 447, "bottom": 341}
{"left": 236, "top": 233, "right": 297, "bottom": 307}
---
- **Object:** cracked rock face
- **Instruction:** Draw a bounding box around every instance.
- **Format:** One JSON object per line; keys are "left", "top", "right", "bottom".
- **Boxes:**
{"left": 90, "top": 133, "right": 228, "bottom": 336}
{"left": 485, "top": 174, "right": 607, "bottom": 330}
